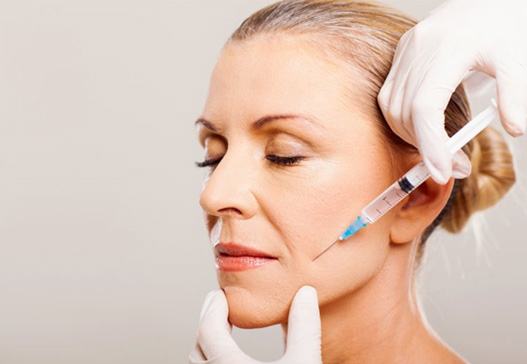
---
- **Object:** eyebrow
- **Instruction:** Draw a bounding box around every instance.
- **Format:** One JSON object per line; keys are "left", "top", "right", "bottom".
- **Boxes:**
{"left": 194, "top": 114, "right": 325, "bottom": 133}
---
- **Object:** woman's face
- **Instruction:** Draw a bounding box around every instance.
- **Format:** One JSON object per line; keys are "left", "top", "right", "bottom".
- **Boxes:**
{"left": 196, "top": 35, "right": 408, "bottom": 328}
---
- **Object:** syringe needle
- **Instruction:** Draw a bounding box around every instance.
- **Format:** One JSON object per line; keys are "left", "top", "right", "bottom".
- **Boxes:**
{"left": 311, "top": 102, "right": 498, "bottom": 263}
{"left": 312, "top": 239, "right": 339, "bottom": 261}
{"left": 312, "top": 216, "right": 368, "bottom": 261}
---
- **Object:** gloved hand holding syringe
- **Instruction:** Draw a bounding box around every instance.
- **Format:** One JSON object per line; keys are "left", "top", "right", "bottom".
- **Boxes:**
{"left": 312, "top": 100, "right": 499, "bottom": 261}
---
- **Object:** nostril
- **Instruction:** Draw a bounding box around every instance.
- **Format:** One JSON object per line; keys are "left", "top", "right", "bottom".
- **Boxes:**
{"left": 218, "top": 207, "right": 242, "bottom": 216}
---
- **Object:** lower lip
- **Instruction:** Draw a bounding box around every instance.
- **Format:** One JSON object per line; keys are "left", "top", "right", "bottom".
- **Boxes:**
{"left": 216, "top": 255, "right": 277, "bottom": 272}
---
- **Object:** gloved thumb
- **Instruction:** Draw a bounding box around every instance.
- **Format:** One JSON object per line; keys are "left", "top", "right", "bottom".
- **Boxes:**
{"left": 283, "top": 286, "right": 322, "bottom": 362}
{"left": 495, "top": 67, "right": 527, "bottom": 137}
{"left": 452, "top": 149, "right": 472, "bottom": 179}
{"left": 194, "top": 289, "right": 247, "bottom": 362}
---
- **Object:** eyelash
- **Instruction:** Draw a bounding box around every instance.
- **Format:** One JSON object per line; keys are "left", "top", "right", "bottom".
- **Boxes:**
{"left": 195, "top": 155, "right": 305, "bottom": 168}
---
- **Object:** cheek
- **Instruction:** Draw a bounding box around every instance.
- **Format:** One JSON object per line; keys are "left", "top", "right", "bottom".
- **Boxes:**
{"left": 262, "top": 149, "right": 398, "bottom": 306}
{"left": 221, "top": 143, "right": 397, "bottom": 328}
{"left": 266, "top": 152, "right": 394, "bottom": 260}
{"left": 262, "top": 160, "right": 358, "bottom": 259}
{"left": 307, "top": 218, "right": 393, "bottom": 307}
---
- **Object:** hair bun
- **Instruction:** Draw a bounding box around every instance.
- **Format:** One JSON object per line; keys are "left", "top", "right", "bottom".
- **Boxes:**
{"left": 442, "top": 127, "right": 516, "bottom": 233}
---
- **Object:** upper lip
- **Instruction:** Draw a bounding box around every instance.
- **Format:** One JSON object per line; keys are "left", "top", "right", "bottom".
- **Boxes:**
{"left": 215, "top": 242, "right": 277, "bottom": 259}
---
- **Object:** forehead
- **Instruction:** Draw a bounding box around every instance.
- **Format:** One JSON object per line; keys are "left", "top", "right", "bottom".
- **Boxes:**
{"left": 203, "top": 34, "right": 356, "bottom": 125}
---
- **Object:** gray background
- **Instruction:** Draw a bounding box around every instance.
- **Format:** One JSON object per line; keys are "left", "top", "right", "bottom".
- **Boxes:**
{"left": 0, "top": 1, "right": 526, "bottom": 363}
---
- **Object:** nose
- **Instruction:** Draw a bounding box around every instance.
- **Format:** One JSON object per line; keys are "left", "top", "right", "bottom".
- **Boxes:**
{"left": 198, "top": 149, "right": 258, "bottom": 221}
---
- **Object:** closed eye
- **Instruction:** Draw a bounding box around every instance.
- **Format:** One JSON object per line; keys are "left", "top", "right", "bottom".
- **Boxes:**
{"left": 195, "top": 155, "right": 305, "bottom": 168}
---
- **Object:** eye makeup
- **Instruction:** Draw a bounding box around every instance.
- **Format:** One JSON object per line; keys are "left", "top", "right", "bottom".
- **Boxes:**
{"left": 195, "top": 129, "right": 313, "bottom": 169}
{"left": 195, "top": 113, "right": 328, "bottom": 150}
{"left": 195, "top": 155, "right": 306, "bottom": 169}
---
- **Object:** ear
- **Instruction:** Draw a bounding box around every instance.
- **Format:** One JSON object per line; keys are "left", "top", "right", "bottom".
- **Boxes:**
{"left": 389, "top": 176, "right": 455, "bottom": 244}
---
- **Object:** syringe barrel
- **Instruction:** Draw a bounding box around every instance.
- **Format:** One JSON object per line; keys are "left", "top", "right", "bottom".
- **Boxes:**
{"left": 359, "top": 102, "right": 497, "bottom": 226}
{"left": 361, "top": 161, "right": 430, "bottom": 223}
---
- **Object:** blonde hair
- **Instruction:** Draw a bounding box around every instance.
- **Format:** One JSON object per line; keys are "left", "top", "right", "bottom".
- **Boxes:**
{"left": 228, "top": 0, "right": 516, "bottom": 263}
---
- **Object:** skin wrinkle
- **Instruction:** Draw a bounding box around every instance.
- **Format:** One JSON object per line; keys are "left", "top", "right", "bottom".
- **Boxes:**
{"left": 257, "top": 147, "right": 321, "bottom": 262}
{"left": 325, "top": 298, "right": 407, "bottom": 357}
{"left": 197, "top": 113, "right": 329, "bottom": 150}
{"left": 256, "top": 190, "right": 295, "bottom": 259}
{"left": 310, "top": 242, "right": 421, "bottom": 363}
{"left": 197, "top": 33, "right": 463, "bottom": 363}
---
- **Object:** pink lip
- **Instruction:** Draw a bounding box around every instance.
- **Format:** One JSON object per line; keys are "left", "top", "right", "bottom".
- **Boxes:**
{"left": 214, "top": 242, "right": 278, "bottom": 272}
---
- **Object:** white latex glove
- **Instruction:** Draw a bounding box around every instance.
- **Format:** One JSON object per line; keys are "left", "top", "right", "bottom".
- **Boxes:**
{"left": 377, "top": 0, "right": 527, "bottom": 184}
{"left": 188, "top": 286, "right": 322, "bottom": 364}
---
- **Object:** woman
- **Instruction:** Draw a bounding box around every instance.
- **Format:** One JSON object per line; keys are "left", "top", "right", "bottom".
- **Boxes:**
{"left": 190, "top": 1, "right": 516, "bottom": 362}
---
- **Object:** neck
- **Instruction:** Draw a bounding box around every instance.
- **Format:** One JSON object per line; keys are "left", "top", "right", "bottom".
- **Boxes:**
{"left": 283, "top": 241, "right": 453, "bottom": 364}
{"left": 319, "top": 241, "right": 422, "bottom": 364}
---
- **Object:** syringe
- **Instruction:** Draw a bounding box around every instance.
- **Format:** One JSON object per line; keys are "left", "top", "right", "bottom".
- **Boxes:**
{"left": 312, "top": 100, "right": 498, "bottom": 261}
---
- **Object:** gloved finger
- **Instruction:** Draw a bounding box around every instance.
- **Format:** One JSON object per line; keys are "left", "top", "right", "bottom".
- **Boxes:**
{"left": 196, "top": 289, "right": 245, "bottom": 361}
{"left": 384, "top": 72, "right": 415, "bottom": 146}
{"left": 383, "top": 36, "right": 418, "bottom": 134}
{"left": 400, "top": 45, "right": 444, "bottom": 139}
{"left": 189, "top": 346, "right": 252, "bottom": 364}
{"left": 410, "top": 55, "right": 473, "bottom": 184}
{"left": 495, "top": 66, "right": 527, "bottom": 137}
{"left": 452, "top": 149, "right": 472, "bottom": 179}
{"left": 283, "top": 286, "right": 322, "bottom": 362}
{"left": 188, "top": 344, "right": 207, "bottom": 364}
{"left": 395, "top": 51, "right": 442, "bottom": 146}
{"left": 382, "top": 27, "right": 414, "bottom": 87}
{"left": 188, "top": 290, "right": 220, "bottom": 363}
{"left": 413, "top": 112, "right": 452, "bottom": 185}
{"left": 378, "top": 29, "right": 414, "bottom": 133}
{"left": 462, "top": 71, "right": 496, "bottom": 100}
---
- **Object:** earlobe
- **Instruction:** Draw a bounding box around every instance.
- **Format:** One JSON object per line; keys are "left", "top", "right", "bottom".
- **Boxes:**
{"left": 389, "top": 177, "right": 455, "bottom": 244}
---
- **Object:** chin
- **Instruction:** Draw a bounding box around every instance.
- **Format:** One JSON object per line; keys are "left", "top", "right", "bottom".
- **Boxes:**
{"left": 223, "top": 285, "right": 290, "bottom": 329}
